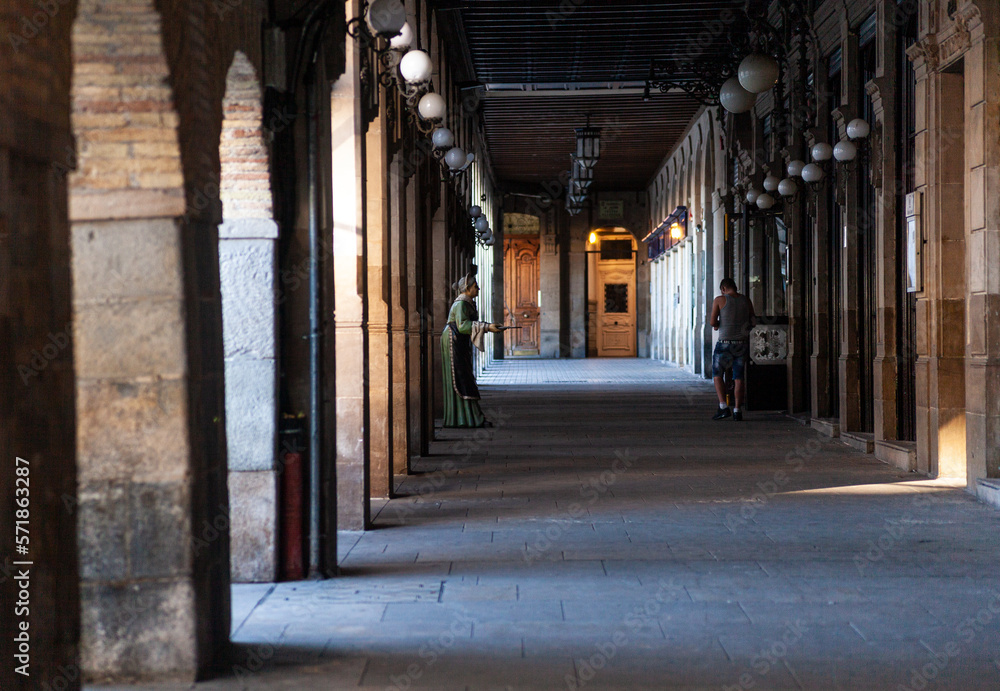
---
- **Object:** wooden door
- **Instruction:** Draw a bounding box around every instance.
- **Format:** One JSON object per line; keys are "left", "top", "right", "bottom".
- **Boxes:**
{"left": 596, "top": 239, "right": 636, "bottom": 357}
{"left": 503, "top": 237, "right": 540, "bottom": 355}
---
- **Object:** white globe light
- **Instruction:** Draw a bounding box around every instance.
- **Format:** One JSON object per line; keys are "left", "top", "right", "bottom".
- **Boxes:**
{"left": 833, "top": 140, "right": 858, "bottom": 162}
{"left": 811, "top": 143, "right": 833, "bottom": 162}
{"left": 801, "top": 163, "right": 825, "bottom": 183}
{"left": 484, "top": 235, "right": 495, "bottom": 246}
{"left": 787, "top": 160, "right": 805, "bottom": 178}
{"left": 389, "top": 21, "right": 413, "bottom": 50}
{"left": 763, "top": 174, "right": 780, "bottom": 192}
{"left": 756, "top": 193, "right": 776, "bottom": 210}
{"left": 417, "top": 92, "right": 446, "bottom": 120}
{"left": 432, "top": 127, "right": 454, "bottom": 149}
{"left": 746, "top": 188, "right": 760, "bottom": 205}
{"left": 778, "top": 178, "right": 797, "bottom": 197}
{"left": 847, "top": 118, "right": 871, "bottom": 140}
{"left": 366, "top": 0, "right": 406, "bottom": 37}
{"left": 480, "top": 229, "right": 493, "bottom": 243}
{"left": 719, "top": 77, "right": 757, "bottom": 114}
{"left": 399, "top": 50, "right": 433, "bottom": 83}
{"left": 738, "top": 53, "right": 780, "bottom": 94}
{"left": 474, "top": 216, "right": 490, "bottom": 232}
{"left": 469, "top": 205, "right": 482, "bottom": 218}
{"left": 444, "top": 147, "right": 466, "bottom": 170}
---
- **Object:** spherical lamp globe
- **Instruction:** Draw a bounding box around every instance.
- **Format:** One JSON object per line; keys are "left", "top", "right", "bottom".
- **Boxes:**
{"left": 738, "top": 53, "right": 780, "bottom": 94}
{"left": 719, "top": 77, "right": 757, "bottom": 114}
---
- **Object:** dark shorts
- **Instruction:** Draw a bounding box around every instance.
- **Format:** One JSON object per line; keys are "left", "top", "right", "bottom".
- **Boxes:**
{"left": 712, "top": 341, "right": 749, "bottom": 380}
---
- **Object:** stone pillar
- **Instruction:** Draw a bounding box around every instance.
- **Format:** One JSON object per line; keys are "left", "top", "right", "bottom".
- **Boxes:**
{"left": 539, "top": 210, "right": 561, "bottom": 358}
{"left": 569, "top": 215, "right": 588, "bottom": 358}
{"left": 70, "top": 1, "right": 229, "bottom": 677}
{"left": 406, "top": 162, "right": 424, "bottom": 458}
{"left": 219, "top": 219, "right": 278, "bottom": 582}
{"left": 869, "top": 0, "right": 902, "bottom": 448}
{"left": 915, "top": 67, "right": 967, "bottom": 478}
{"left": 389, "top": 156, "right": 410, "bottom": 476}
{"left": 836, "top": 24, "right": 863, "bottom": 433}
{"left": 331, "top": 15, "right": 370, "bottom": 529}
{"left": 430, "top": 200, "right": 448, "bottom": 425}
{"left": 366, "top": 102, "right": 393, "bottom": 500}
{"left": 958, "top": 1, "right": 1000, "bottom": 485}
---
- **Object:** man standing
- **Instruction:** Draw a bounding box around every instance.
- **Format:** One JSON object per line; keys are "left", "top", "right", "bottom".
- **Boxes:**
{"left": 709, "top": 278, "right": 756, "bottom": 421}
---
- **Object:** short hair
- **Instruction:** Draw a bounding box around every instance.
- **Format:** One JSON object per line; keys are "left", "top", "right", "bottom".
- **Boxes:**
{"left": 720, "top": 277, "right": 738, "bottom": 292}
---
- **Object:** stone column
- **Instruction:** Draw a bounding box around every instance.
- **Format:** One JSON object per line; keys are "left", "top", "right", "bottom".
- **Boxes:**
{"left": 869, "top": 0, "right": 902, "bottom": 450}
{"left": 836, "top": 24, "right": 863, "bottom": 433}
{"left": 961, "top": 2, "right": 1000, "bottom": 486}
{"left": 406, "top": 160, "right": 425, "bottom": 458}
{"left": 331, "top": 17, "right": 370, "bottom": 529}
{"left": 569, "top": 215, "right": 588, "bottom": 358}
{"left": 539, "top": 209, "right": 561, "bottom": 358}
{"left": 913, "top": 64, "right": 967, "bottom": 478}
{"left": 430, "top": 199, "right": 448, "bottom": 425}
{"left": 389, "top": 156, "right": 410, "bottom": 477}
{"left": 219, "top": 218, "right": 278, "bottom": 582}
{"left": 365, "top": 101, "right": 393, "bottom": 500}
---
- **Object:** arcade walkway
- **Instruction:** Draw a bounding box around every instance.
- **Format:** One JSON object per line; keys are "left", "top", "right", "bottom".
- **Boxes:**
{"left": 94, "top": 360, "right": 1000, "bottom": 690}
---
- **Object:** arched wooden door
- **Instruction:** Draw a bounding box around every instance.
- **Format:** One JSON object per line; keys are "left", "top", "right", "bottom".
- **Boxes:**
{"left": 503, "top": 237, "right": 540, "bottom": 356}
{"left": 595, "top": 236, "right": 637, "bottom": 357}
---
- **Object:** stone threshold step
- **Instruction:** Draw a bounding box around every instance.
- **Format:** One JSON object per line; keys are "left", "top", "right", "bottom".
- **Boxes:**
{"left": 875, "top": 439, "right": 917, "bottom": 472}
{"left": 840, "top": 431, "right": 875, "bottom": 454}
{"left": 976, "top": 478, "right": 1000, "bottom": 511}
{"left": 811, "top": 417, "right": 840, "bottom": 437}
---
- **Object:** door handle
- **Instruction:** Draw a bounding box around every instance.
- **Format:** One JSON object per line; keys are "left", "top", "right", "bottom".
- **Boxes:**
{"left": 614, "top": 321, "right": 619, "bottom": 325}
{"left": 522, "top": 312, "right": 529, "bottom": 318}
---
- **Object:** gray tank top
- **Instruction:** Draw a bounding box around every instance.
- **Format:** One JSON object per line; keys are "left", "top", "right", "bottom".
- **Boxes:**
{"left": 718, "top": 294, "right": 751, "bottom": 341}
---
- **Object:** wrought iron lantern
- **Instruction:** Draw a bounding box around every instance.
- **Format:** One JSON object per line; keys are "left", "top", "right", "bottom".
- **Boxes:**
{"left": 574, "top": 118, "right": 601, "bottom": 170}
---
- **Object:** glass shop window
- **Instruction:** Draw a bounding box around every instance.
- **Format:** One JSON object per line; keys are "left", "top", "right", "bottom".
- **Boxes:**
{"left": 747, "top": 216, "right": 788, "bottom": 317}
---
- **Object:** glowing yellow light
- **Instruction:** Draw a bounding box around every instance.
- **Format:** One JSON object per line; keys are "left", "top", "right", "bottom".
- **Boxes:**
{"left": 588, "top": 231, "right": 598, "bottom": 245}
{"left": 669, "top": 222, "right": 684, "bottom": 240}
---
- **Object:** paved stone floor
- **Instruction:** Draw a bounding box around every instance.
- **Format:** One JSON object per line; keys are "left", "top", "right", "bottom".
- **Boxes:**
{"left": 91, "top": 359, "right": 1000, "bottom": 690}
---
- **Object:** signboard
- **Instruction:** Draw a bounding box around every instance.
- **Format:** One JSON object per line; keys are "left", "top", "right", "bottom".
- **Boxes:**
{"left": 905, "top": 192, "right": 923, "bottom": 293}
{"left": 598, "top": 200, "right": 624, "bottom": 220}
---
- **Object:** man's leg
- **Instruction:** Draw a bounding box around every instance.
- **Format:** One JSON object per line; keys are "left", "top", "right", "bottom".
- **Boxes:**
{"left": 734, "top": 378, "right": 746, "bottom": 409}
{"left": 714, "top": 375, "right": 728, "bottom": 404}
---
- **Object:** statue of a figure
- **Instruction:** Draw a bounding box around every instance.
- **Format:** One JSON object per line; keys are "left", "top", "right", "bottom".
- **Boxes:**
{"left": 441, "top": 271, "right": 502, "bottom": 428}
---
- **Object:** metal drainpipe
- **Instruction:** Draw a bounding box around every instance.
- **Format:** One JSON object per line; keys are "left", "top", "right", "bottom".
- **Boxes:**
{"left": 305, "top": 59, "right": 322, "bottom": 579}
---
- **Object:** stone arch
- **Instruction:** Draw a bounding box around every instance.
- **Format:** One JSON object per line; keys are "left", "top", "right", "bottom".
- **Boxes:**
{"left": 217, "top": 51, "right": 281, "bottom": 584}
{"left": 69, "top": 0, "right": 229, "bottom": 680}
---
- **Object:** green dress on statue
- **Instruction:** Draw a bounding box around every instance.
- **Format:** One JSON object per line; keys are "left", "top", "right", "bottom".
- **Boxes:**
{"left": 441, "top": 297, "right": 488, "bottom": 428}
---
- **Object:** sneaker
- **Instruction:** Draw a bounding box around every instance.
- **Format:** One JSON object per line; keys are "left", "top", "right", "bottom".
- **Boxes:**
{"left": 712, "top": 407, "right": 732, "bottom": 420}
{"left": 733, "top": 410, "right": 743, "bottom": 422}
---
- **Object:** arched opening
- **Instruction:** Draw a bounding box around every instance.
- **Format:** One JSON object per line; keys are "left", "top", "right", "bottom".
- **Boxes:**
{"left": 217, "top": 52, "right": 281, "bottom": 583}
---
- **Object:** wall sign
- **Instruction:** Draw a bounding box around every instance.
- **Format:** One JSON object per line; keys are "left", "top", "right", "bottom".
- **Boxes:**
{"left": 599, "top": 200, "right": 624, "bottom": 220}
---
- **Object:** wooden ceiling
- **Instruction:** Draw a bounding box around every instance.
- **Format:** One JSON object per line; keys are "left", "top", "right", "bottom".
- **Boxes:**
{"left": 433, "top": 0, "right": 748, "bottom": 190}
